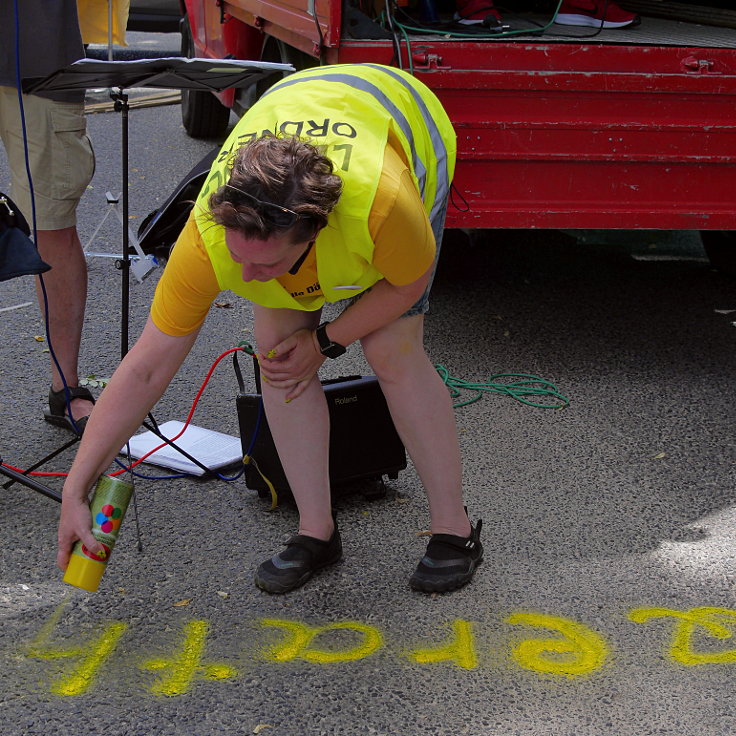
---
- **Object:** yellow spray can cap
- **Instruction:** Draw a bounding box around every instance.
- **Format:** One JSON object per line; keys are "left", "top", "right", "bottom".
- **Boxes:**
{"left": 63, "top": 553, "right": 106, "bottom": 592}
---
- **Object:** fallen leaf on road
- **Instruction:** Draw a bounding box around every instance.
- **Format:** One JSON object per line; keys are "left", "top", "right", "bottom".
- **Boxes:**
{"left": 173, "top": 598, "right": 192, "bottom": 607}
{"left": 652, "top": 452, "right": 667, "bottom": 459}
{"left": 254, "top": 725, "right": 273, "bottom": 734}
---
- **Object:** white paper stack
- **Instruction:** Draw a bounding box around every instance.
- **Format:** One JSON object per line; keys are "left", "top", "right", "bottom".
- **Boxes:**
{"left": 121, "top": 420, "right": 242, "bottom": 476}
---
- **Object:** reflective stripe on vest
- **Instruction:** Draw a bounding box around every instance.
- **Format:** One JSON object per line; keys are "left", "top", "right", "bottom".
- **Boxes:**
{"left": 263, "top": 64, "right": 454, "bottom": 230}
{"left": 198, "top": 64, "right": 456, "bottom": 310}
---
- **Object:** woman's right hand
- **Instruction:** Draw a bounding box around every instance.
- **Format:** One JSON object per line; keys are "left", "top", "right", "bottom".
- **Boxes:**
{"left": 57, "top": 494, "right": 104, "bottom": 571}
{"left": 54, "top": 318, "right": 201, "bottom": 572}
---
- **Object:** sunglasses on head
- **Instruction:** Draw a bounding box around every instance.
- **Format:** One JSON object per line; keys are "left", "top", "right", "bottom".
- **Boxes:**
{"left": 224, "top": 184, "right": 301, "bottom": 229}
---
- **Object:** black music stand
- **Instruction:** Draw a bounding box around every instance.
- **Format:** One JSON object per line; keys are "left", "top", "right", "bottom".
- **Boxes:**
{"left": 23, "top": 56, "right": 293, "bottom": 359}
{"left": 2, "top": 57, "right": 293, "bottom": 501}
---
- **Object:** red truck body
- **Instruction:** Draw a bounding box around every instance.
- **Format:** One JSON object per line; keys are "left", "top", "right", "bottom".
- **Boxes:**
{"left": 180, "top": 1, "right": 736, "bottom": 232}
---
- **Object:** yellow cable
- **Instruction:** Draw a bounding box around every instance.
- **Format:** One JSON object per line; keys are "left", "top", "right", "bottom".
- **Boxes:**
{"left": 243, "top": 455, "right": 279, "bottom": 509}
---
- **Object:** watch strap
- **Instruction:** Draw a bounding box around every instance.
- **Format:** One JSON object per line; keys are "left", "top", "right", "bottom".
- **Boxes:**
{"left": 316, "top": 322, "right": 346, "bottom": 358}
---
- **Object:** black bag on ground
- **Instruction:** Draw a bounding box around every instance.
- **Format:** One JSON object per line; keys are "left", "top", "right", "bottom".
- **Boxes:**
{"left": 233, "top": 350, "right": 407, "bottom": 505}
{"left": 136, "top": 147, "right": 219, "bottom": 260}
{"left": 0, "top": 191, "right": 51, "bottom": 282}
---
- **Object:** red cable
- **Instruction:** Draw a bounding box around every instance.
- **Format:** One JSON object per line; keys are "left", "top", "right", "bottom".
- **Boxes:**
{"left": 1, "top": 346, "right": 247, "bottom": 478}
{"left": 0, "top": 462, "right": 67, "bottom": 477}
{"left": 110, "top": 345, "right": 245, "bottom": 476}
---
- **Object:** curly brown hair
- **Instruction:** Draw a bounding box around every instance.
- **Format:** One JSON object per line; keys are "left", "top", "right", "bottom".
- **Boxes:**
{"left": 208, "top": 134, "right": 343, "bottom": 244}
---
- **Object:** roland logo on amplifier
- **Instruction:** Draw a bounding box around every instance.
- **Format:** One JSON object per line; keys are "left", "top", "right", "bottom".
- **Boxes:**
{"left": 333, "top": 394, "right": 358, "bottom": 405}
{"left": 236, "top": 373, "right": 407, "bottom": 499}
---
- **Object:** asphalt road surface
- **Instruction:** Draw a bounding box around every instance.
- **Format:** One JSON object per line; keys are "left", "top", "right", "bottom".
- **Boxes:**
{"left": 1, "top": 32, "right": 735, "bottom": 736}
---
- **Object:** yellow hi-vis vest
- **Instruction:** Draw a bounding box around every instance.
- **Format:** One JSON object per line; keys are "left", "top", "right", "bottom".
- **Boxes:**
{"left": 195, "top": 63, "right": 456, "bottom": 310}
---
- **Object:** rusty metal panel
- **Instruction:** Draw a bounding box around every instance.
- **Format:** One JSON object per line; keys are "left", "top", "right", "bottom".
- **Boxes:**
{"left": 224, "top": 0, "right": 339, "bottom": 51}
{"left": 340, "top": 41, "right": 736, "bottom": 229}
{"left": 184, "top": 4, "right": 736, "bottom": 229}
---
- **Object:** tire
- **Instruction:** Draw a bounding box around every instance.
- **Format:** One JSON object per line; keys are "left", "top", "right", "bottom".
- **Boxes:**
{"left": 243, "top": 38, "right": 312, "bottom": 111}
{"left": 701, "top": 230, "right": 736, "bottom": 277}
{"left": 180, "top": 16, "right": 232, "bottom": 139}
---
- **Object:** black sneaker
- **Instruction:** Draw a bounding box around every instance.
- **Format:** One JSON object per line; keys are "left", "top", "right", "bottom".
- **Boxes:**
{"left": 409, "top": 518, "right": 483, "bottom": 593}
{"left": 255, "top": 525, "right": 342, "bottom": 594}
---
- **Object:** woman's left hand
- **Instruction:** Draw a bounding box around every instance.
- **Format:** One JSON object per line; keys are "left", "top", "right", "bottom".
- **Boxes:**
{"left": 258, "top": 328, "right": 325, "bottom": 401}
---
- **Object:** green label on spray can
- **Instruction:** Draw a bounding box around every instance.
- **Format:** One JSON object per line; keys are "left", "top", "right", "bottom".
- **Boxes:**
{"left": 69, "top": 475, "right": 133, "bottom": 566}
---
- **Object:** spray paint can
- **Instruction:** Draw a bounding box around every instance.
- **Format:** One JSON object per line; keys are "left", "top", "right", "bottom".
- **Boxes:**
{"left": 63, "top": 475, "right": 133, "bottom": 592}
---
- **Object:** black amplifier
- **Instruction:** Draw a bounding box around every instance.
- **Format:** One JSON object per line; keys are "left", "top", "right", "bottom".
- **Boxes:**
{"left": 236, "top": 373, "right": 407, "bottom": 502}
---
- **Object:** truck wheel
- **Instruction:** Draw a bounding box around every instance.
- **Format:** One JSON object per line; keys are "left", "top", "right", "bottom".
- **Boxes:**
{"left": 701, "top": 231, "right": 736, "bottom": 277}
{"left": 180, "top": 16, "right": 231, "bottom": 139}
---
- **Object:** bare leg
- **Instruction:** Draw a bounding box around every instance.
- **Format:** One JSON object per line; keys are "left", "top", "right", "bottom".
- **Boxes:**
{"left": 34, "top": 226, "right": 92, "bottom": 422}
{"left": 361, "top": 315, "right": 470, "bottom": 537}
{"left": 253, "top": 304, "right": 334, "bottom": 541}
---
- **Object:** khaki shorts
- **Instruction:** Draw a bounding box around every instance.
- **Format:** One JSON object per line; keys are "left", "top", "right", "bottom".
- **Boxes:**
{"left": 0, "top": 87, "right": 94, "bottom": 230}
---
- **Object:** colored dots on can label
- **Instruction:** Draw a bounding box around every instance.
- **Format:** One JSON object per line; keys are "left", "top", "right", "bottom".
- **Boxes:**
{"left": 95, "top": 505, "right": 123, "bottom": 533}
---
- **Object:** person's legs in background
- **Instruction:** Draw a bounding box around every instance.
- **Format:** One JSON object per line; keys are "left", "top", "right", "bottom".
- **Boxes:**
{"left": 0, "top": 87, "right": 95, "bottom": 429}
{"left": 555, "top": 0, "right": 639, "bottom": 28}
{"left": 34, "top": 225, "right": 91, "bottom": 423}
{"left": 453, "top": 0, "right": 639, "bottom": 29}
{"left": 454, "top": 0, "right": 502, "bottom": 26}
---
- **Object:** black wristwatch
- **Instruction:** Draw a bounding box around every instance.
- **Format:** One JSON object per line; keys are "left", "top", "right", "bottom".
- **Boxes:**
{"left": 315, "top": 322, "right": 346, "bottom": 359}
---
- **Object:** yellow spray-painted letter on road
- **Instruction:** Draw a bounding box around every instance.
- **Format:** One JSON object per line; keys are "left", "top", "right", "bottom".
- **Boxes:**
{"left": 506, "top": 612, "right": 609, "bottom": 677}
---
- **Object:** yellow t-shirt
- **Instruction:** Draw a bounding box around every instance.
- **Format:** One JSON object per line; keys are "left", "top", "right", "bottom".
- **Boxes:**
{"left": 150, "top": 143, "right": 435, "bottom": 337}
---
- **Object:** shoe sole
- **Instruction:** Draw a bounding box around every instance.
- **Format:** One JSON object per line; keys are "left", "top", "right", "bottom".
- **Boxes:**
{"left": 409, "top": 556, "right": 483, "bottom": 594}
{"left": 554, "top": 13, "right": 636, "bottom": 28}
{"left": 43, "top": 411, "right": 87, "bottom": 435}
{"left": 254, "top": 554, "right": 342, "bottom": 594}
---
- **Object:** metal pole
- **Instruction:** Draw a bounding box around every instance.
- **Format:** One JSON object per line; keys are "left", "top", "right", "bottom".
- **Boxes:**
{"left": 0, "top": 462, "right": 62, "bottom": 503}
{"left": 113, "top": 91, "right": 131, "bottom": 358}
{"left": 122, "top": 92, "right": 129, "bottom": 357}
{"left": 107, "top": 0, "right": 113, "bottom": 61}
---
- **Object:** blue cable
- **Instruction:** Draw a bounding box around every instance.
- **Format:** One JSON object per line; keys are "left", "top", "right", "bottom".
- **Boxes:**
{"left": 216, "top": 391, "right": 262, "bottom": 481}
{"left": 113, "top": 349, "right": 264, "bottom": 482}
{"left": 112, "top": 457, "right": 189, "bottom": 480}
{"left": 112, "top": 403, "right": 261, "bottom": 481}
{"left": 13, "top": 0, "right": 82, "bottom": 436}
{"left": 12, "top": 5, "right": 252, "bottom": 484}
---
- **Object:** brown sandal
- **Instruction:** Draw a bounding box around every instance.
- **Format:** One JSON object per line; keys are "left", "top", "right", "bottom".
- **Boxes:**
{"left": 44, "top": 386, "right": 95, "bottom": 435}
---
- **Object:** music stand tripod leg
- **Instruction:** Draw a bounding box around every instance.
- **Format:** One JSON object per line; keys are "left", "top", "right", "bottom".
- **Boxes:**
{"left": 0, "top": 458, "right": 63, "bottom": 502}
{"left": 112, "top": 89, "right": 131, "bottom": 360}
